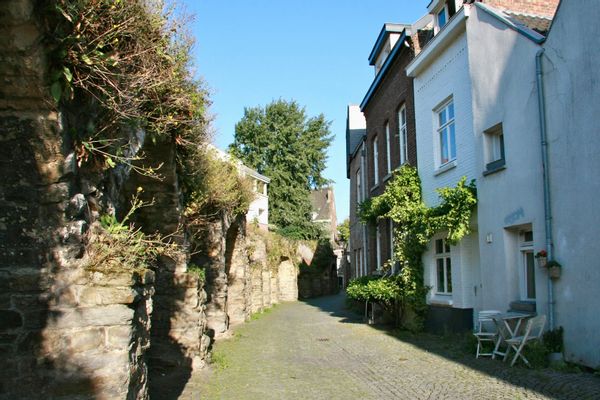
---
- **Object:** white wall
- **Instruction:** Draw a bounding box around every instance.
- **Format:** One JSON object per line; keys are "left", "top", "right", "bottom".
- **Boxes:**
{"left": 247, "top": 189, "right": 269, "bottom": 227}
{"left": 543, "top": 0, "right": 600, "bottom": 368}
{"left": 413, "top": 28, "right": 478, "bottom": 311}
{"left": 414, "top": 31, "right": 477, "bottom": 207}
{"left": 466, "top": 6, "right": 548, "bottom": 319}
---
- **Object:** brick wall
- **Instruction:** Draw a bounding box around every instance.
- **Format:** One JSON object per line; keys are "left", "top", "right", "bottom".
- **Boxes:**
{"left": 361, "top": 36, "right": 417, "bottom": 272}
{"left": 479, "top": 0, "right": 559, "bottom": 17}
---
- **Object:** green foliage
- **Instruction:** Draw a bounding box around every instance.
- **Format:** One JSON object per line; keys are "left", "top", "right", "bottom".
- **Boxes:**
{"left": 543, "top": 326, "right": 564, "bottom": 353}
{"left": 337, "top": 218, "right": 350, "bottom": 244}
{"left": 248, "top": 224, "right": 297, "bottom": 272}
{"left": 181, "top": 147, "right": 254, "bottom": 239}
{"left": 346, "top": 276, "right": 400, "bottom": 305}
{"left": 45, "top": 0, "right": 210, "bottom": 174}
{"left": 356, "top": 165, "right": 477, "bottom": 330}
{"left": 187, "top": 263, "right": 206, "bottom": 283}
{"left": 229, "top": 99, "right": 333, "bottom": 240}
{"left": 86, "top": 193, "right": 177, "bottom": 274}
{"left": 522, "top": 341, "right": 550, "bottom": 368}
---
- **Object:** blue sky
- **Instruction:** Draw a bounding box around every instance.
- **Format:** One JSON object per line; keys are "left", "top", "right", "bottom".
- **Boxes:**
{"left": 181, "top": 0, "right": 430, "bottom": 222}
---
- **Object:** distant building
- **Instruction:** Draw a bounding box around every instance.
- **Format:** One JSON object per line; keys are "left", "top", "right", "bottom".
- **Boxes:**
{"left": 310, "top": 186, "right": 338, "bottom": 242}
{"left": 207, "top": 144, "right": 270, "bottom": 230}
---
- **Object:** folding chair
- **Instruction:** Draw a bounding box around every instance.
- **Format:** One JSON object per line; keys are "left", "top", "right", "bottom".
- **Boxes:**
{"left": 504, "top": 314, "right": 547, "bottom": 367}
{"left": 473, "top": 310, "right": 501, "bottom": 358}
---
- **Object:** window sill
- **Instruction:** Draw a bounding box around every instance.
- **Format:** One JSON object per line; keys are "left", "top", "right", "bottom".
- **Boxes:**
{"left": 383, "top": 173, "right": 393, "bottom": 182}
{"left": 370, "top": 183, "right": 380, "bottom": 192}
{"left": 483, "top": 160, "right": 506, "bottom": 176}
{"left": 429, "top": 295, "right": 453, "bottom": 307}
{"left": 434, "top": 160, "right": 457, "bottom": 176}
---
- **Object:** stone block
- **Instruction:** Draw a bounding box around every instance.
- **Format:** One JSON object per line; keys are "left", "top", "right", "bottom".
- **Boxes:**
{"left": 8, "top": 268, "right": 44, "bottom": 291}
{"left": 106, "top": 325, "right": 132, "bottom": 350}
{"left": 40, "top": 182, "right": 69, "bottom": 204}
{"left": 66, "top": 194, "right": 87, "bottom": 219}
{"left": 66, "top": 327, "right": 106, "bottom": 353}
{"left": 48, "top": 304, "right": 134, "bottom": 328}
{"left": 78, "top": 286, "right": 136, "bottom": 306}
{"left": 90, "top": 271, "right": 134, "bottom": 287}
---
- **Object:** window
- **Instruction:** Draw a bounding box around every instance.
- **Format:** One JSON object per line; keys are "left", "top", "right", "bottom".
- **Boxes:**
{"left": 373, "top": 136, "right": 379, "bottom": 185}
{"left": 520, "top": 230, "right": 536, "bottom": 300}
{"left": 436, "top": 100, "right": 456, "bottom": 166}
{"left": 398, "top": 105, "right": 408, "bottom": 165}
{"left": 355, "top": 168, "right": 362, "bottom": 203}
{"left": 484, "top": 123, "right": 505, "bottom": 174}
{"left": 435, "top": 238, "right": 452, "bottom": 294}
{"left": 437, "top": 8, "right": 447, "bottom": 28}
{"left": 385, "top": 122, "right": 391, "bottom": 175}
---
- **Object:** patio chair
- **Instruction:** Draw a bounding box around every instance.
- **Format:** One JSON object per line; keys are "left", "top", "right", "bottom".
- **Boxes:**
{"left": 504, "top": 314, "right": 547, "bottom": 367}
{"left": 474, "top": 310, "right": 501, "bottom": 358}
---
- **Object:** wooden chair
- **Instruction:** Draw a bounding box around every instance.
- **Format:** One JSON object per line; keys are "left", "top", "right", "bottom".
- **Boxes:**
{"left": 504, "top": 314, "right": 547, "bottom": 367}
{"left": 474, "top": 310, "right": 501, "bottom": 358}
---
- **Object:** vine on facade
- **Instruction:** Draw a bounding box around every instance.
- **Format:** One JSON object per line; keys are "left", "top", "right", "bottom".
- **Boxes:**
{"left": 349, "top": 165, "right": 477, "bottom": 330}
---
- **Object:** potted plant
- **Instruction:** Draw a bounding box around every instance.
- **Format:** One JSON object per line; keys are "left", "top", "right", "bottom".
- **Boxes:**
{"left": 543, "top": 326, "right": 564, "bottom": 365}
{"left": 535, "top": 249, "right": 548, "bottom": 268}
{"left": 546, "top": 260, "right": 562, "bottom": 279}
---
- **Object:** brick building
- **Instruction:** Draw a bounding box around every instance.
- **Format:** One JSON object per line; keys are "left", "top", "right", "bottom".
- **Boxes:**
{"left": 346, "top": 16, "right": 432, "bottom": 280}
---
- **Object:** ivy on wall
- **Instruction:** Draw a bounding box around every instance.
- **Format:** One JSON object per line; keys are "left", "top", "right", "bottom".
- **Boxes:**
{"left": 349, "top": 165, "right": 477, "bottom": 330}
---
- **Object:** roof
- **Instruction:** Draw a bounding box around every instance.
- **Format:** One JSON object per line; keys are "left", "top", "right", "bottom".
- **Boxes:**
{"left": 504, "top": 11, "right": 552, "bottom": 36}
{"left": 368, "top": 23, "right": 411, "bottom": 65}
{"left": 345, "top": 105, "right": 366, "bottom": 177}
{"left": 360, "top": 29, "right": 409, "bottom": 110}
{"left": 475, "top": 3, "right": 546, "bottom": 43}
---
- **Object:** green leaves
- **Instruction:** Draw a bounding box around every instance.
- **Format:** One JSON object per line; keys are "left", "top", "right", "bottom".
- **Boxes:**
{"left": 229, "top": 99, "right": 333, "bottom": 240}
{"left": 355, "top": 165, "right": 477, "bottom": 330}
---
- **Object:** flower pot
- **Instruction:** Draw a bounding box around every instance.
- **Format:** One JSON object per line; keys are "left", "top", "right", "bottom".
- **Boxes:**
{"left": 537, "top": 256, "right": 547, "bottom": 268}
{"left": 549, "top": 265, "right": 561, "bottom": 279}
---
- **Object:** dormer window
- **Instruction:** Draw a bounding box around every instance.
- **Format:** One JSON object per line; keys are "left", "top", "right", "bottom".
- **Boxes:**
{"left": 431, "top": 0, "right": 458, "bottom": 33}
{"left": 437, "top": 8, "right": 447, "bottom": 28}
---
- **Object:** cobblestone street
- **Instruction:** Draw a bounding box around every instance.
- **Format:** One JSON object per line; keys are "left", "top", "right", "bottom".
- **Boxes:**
{"left": 177, "top": 294, "right": 600, "bottom": 400}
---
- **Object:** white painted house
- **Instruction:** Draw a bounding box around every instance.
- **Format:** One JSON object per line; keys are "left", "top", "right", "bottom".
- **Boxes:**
{"left": 407, "top": 0, "right": 559, "bottom": 332}
{"left": 407, "top": 1, "right": 480, "bottom": 331}
{"left": 207, "top": 144, "right": 270, "bottom": 229}
{"left": 542, "top": 0, "right": 600, "bottom": 368}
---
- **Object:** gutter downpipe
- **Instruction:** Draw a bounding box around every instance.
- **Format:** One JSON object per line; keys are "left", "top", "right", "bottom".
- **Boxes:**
{"left": 536, "top": 48, "right": 555, "bottom": 330}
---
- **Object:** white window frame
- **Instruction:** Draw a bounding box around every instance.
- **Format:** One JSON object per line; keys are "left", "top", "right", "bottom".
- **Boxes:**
{"left": 519, "top": 231, "right": 536, "bottom": 301}
{"left": 398, "top": 104, "right": 408, "bottom": 165}
{"left": 484, "top": 123, "right": 505, "bottom": 172}
{"left": 385, "top": 122, "right": 391, "bottom": 175}
{"left": 435, "top": 99, "right": 456, "bottom": 168}
{"left": 435, "top": 238, "right": 452, "bottom": 295}
{"left": 373, "top": 136, "right": 379, "bottom": 185}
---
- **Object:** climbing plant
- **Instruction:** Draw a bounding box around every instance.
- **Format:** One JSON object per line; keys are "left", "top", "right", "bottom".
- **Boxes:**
{"left": 349, "top": 165, "right": 477, "bottom": 330}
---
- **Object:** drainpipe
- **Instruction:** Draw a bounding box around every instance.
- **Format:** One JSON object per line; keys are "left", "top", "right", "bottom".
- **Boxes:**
{"left": 536, "top": 48, "right": 555, "bottom": 330}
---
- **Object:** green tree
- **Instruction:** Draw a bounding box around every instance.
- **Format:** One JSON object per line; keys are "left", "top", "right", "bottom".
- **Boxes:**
{"left": 337, "top": 218, "right": 350, "bottom": 245}
{"left": 229, "top": 99, "right": 333, "bottom": 239}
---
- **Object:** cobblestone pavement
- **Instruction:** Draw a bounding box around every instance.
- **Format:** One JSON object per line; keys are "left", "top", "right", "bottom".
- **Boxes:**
{"left": 178, "top": 294, "right": 600, "bottom": 400}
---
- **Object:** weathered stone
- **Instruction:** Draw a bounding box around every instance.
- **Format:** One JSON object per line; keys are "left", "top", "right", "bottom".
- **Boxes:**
{"left": 40, "top": 182, "right": 69, "bottom": 204}
{"left": 48, "top": 304, "right": 134, "bottom": 328}
{"left": 0, "top": 310, "right": 23, "bottom": 331}
{"left": 66, "top": 327, "right": 106, "bottom": 353}
{"left": 67, "top": 194, "right": 87, "bottom": 218}
{"left": 78, "top": 286, "right": 137, "bottom": 306}
{"left": 80, "top": 178, "right": 97, "bottom": 195}
{"left": 106, "top": 325, "right": 132, "bottom": 349}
